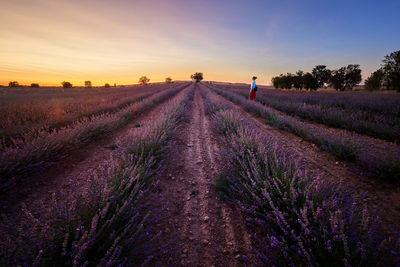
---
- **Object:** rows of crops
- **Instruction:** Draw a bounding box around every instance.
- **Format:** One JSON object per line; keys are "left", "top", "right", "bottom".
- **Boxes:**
{"left": 0, "top": 83, "right": 189, "bottom": 191}
{"left": 0, "top": 83, "right": 188, "bottom": 144}
{"left": 0, "top": 84, "right": 194, "bottom": 266}
{"left": 216, "top": 83, "right": 400, "bottom": 142}
{"left": 200, "top": 84, "right": 399, "bottom": 266}
{"left": 206, "top": 83, "right": 400, "bottom": 183}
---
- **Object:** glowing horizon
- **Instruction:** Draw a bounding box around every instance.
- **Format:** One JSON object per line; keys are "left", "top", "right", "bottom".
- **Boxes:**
{"left": 1, "top": 0, "right": 399, "bottom": 86}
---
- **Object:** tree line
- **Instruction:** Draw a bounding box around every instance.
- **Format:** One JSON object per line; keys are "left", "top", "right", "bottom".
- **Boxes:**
{"left": 271, "top": 50, "right": 399, "bottom": 92}
{"left": 271, "top": 64, "right": 362, "bottom": 91}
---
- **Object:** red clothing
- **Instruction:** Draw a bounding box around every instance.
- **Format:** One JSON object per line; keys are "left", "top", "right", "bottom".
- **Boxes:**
{"left": 249, "top": 90, "right": 256, "bottom": 100}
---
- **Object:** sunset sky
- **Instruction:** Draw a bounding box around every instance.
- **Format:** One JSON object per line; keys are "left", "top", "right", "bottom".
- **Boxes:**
{"left": 1, "top": 0, "right": 399, "bottom": 86}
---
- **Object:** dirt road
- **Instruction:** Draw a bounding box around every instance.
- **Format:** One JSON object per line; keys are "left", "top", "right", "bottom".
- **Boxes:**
{"left": 151, "top": 85, "right": 252, "bottom": 266}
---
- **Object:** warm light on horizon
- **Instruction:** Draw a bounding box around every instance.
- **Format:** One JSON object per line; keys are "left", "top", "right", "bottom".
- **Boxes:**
{"left": 1, "top": 0, "right": 399, "bottom": 87}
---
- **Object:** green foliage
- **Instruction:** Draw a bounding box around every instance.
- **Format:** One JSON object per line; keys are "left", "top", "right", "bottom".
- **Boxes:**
{"left": 312, "top": 65, "right": 331, "bottom": 88}
{"left": 292, "top": 70, "right": 304, "bottom": 90}
{"left": 365, "top": 69, "right": 384, "bottom": 91}
{"left": 330, "top": 67, "right": 346, "bottom": 91}
{"left": 303, "top": 72, "right": 318, "bottom": 91}
{"left": 330, "top": 65, "right": 362, "bottom": 91}
{"left": 138, "top": 76, "right": 150, "bottom": 85}
{"left": 382, "top": 50, "right": 400, "bottom": 91}
{"left": 191, "top": 72, "right": 203, "bottom": 82}
{"left": 61, "top": 81, "right": 72, "bottom": 88}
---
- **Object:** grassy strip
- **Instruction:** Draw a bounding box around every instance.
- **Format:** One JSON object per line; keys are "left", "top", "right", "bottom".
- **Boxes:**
{"left": 1, "top": 84, "right": 194, "bottom": 266}
{"left": 200, "top": 86, "right": 399, "bottom": 266}
{"left": 0, "top": 84, "right": 189, "bottom": 191}
{"left": 204, "top": 83, "right": 400, "bottom": 183}
{"left": 226, "top": 86, "right": 400, "bottom": 142}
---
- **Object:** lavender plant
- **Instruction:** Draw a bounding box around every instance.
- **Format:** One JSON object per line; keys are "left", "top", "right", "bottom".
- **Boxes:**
{"left": 0, "top": 84, "right": 189, "bottom": 191}
{"left": 0, "top": 84, "right": 195, "bottom": 266}
{"left": 225, "top": 86, "right": 400, "bottom": 142}
{"left": 205, "top": 84, "right": 400, "bottom": 183}
{"left": 200, "top": 86, "right": 399, "bottom": 266}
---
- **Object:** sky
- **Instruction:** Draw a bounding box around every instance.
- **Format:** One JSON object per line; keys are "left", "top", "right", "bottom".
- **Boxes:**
{"left": 0, "top": 0, "right": 399, "bottom": 86}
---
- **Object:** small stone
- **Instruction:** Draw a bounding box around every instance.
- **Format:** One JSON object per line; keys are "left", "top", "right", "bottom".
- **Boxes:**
{"left": 235, "top": 254, "right": 245, "bottom": 261}
{"left": 187, "top": 144, "right": 193, "bottom": 147}
{"left": 202, "top": 240, "right": 208, "bottom": 245}
{"left": 227, "top": 242, "right": 233, "bottom": 246}
{"left": 196, "top": 160, "right": 203, "bottom": 164}
{"left": 335, "top": 161, "right": 339, "bottom": 165}
{"left": 183, "top": 249, "right": 188, "bottom": 253}
{"left": 171, "top": 176, "right": 175, "bottom": 180}
{"left": 204, "top": 216, "right": 210, "bottom": 222}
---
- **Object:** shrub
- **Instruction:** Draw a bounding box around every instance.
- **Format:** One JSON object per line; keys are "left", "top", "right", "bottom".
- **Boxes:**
{"left": 165, "top": 77, "right": 173, "bottom": 83}
{"left": 84, "top": 80, "right": 92, "bottom": 88}
{"left": 61, "top": 81, "right": 72, "bottom": 88}
{"left": 190, "top": 72, "right": 203, "bottom": 82}
{"left": 9, "top": 81, "right": 19, "bottom": 87}
{"left": 104, "top": 83, "right": 110, "bottom": 88}
{"left": 30, "top": 83, "right": 39, "bottom": 88}
{"left": 139, "top": 76, "right": 150, "bottom": 85}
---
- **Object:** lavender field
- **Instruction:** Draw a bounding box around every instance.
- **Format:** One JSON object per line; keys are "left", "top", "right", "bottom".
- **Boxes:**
{"left": 1, "top": 81, "right": 400, "bottom": 266}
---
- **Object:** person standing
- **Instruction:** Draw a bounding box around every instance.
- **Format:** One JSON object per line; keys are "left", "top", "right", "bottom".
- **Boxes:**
{"left": 249, "top": 76, "right": 257, "bottom": 100}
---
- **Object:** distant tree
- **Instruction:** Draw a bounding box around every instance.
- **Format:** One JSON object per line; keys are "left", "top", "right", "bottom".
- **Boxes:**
{"left": 381, "top": 50, "right": 400, "bottom": 91}
{"left": 344, "top": 64, "right": 362, "bottom": 90}
{"left": 365, "top": 69, "right": 384, "bottom": 91}
{"left": 271, "top": 76, "right": 281, "bottom": 89}
{"left": 139, "top": 76, "right": 150, "bottom": 85}
{"left": 329, "top": 67, "right": 347, "bottom": 91}
{"left": 62, "top": 81, "right": 73, "bottom": 88}
{"left": 303, "top": 72, "right": 319, "bottom": 91}
{"left": 165, "top": 77, "right": 173, "bottom": 83}
{"left": 31, "top": 83, "right": 39, "bottom": 88}
{"left": 312, "top": 65, "right": 331, "bottom": 88}
{"left": 281, "top": 73, "right": 293, "bottom": 89}
{"left": 9, "top": 81, "right": 19, "bottom": 87}
{"left": 84, "top": 81, "right": 92, "bottom": 88}
{"left": 292, "top": 70, "right": 304, "bottom": 90}
{"left": 191, "top": 72, "right": 203, "bottom": 82}
{"left": 105, "top": 83, "right": 110, "bottom": 88}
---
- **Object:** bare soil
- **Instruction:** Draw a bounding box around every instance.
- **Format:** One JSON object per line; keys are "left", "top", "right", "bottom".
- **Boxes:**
{"left": 150, "top": 85, "right": 252, "bottom": 266}
{"left": 203, "top": 84, "right": 400, "bottom": 235}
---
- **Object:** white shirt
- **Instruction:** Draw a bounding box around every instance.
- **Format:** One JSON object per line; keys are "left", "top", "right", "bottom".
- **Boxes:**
{"left": 250, "top": 80, "right": 256, "bottom": 92}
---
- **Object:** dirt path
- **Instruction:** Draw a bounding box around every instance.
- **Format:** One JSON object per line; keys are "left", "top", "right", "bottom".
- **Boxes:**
{"left": 203, "top": 84, "right": 400, "bottom": 235}
{"left": 151, "top": 85, "right": 252, "bottom": 266}
{"left": 0, "top": 85, "right": 190, "bottom": 223}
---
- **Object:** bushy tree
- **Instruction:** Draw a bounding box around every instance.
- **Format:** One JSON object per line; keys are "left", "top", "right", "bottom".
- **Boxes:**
{"left": 281, "top": 73, "right": 293, "bottom": 89}
{"left": 303, "top": 72, "right": 318, "bottom": 91}
{"left": 84, "top": 81, "right": 92, "bottom": 88}
{"left": 292, "top": 70, "right": 304, "bottom": 90}
{"left": 365, "top": 69, "right": 384, "bottom": 91}
{"left": 330, "top": 67, "right": 347, "bottom": 91}
{"left": 165, "top": 77, "right": 173, "bottom": 83}
{"left": 9, "top": 81, "right": 19, "bottom": 87}
{"left": 382, "top": 50, "right": 400, "bottom": 91}
{"left": 191, "top": 72, "right": 203, "bottom": 82}
{"left": 139, "top": 76, "right": 150, "bottom": 85}
{"left": 105, "top": 83, "right": 110, "bottom": 88}
{"left": 312, "top": 65, "right": 331, "bottom": 88}
{"left": 62, "top": 81, "right": 72, "bottom": 88}
{"left": 31, "top": 83, "right": 39, "bottom": 88}
{"left": 271, "top": 76, "right": 281, "bottom": 89}
{"left": 344, "top": 64, "right": 362, "bottom": 90}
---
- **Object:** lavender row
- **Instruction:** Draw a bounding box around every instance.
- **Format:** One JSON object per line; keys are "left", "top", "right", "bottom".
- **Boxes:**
{"left": 205, "top": 84, "right": 400, "bottom": 183}
{"left": 215, "top": 83, "right": 400, "bottom": 117}
{"left": 0, "top": 84, "right": 189, "bottom": 192}
{"left": 0, "top": 84, "right": 194, "bottom": 266}
{"left": 1, "top": 83, "right": 188, "bottom": 148}
{"left": 0, "top": 83, "right": 178, "bottom": 142}
{"left": 219, "top": 84, "right": 400, "bottom": 142}
{"left": 200, "top": 86, "right": 399, "bottom": 266}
